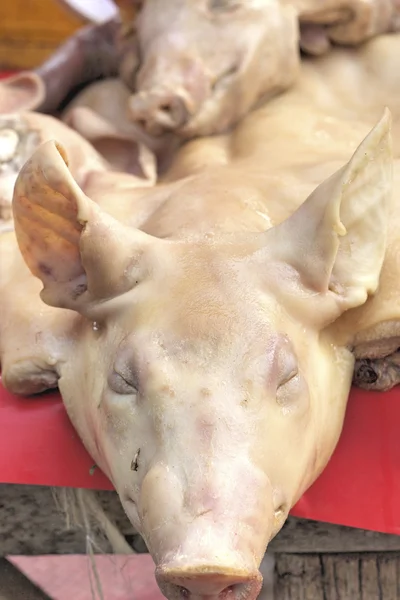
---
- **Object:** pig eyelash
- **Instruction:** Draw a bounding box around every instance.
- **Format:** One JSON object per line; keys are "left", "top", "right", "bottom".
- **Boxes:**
{"left": 278, "top": 368, "right": 298, "bottom": 389}
{"left": 276, "top": 368, "right": 300, "bottom": 409}
{"left": 210, "top": 63, "right": 239, "bottom": 94}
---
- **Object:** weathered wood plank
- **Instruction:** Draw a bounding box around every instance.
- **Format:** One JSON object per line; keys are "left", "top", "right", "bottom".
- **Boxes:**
{"left": 269, "top": 516, "right": 400, "bottom": 553}
{"left": 379, "top": 555, "right": 400, "bottom": 598}
{"left": 0, "top": 483, "right": 134, "bottom": 555}
{"left": 0, "top": 0, "right": 84, "bottom": 70}
{"left": 274, "top": 553, "right": 400, "bottom": 600}
{"left": 273, "top": 554, "right": 325, "bottom": 600}
{"left": 1, "top": 484, "right": 400, "bottom": 555}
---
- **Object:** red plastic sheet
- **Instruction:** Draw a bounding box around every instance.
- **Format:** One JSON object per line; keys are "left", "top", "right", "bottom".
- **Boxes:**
{"left": 1, "top": 380, "right": 400, "bottom": 535}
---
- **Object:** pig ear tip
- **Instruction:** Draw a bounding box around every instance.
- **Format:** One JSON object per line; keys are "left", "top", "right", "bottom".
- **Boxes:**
{"left": 46, "top": 139, "right": 69, "bottom": 166}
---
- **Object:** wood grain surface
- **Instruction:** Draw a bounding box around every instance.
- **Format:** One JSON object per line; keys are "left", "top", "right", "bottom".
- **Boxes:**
{"left": 0, "top": 0, "right": 84, "bottom": 69}
{"left": 274, "top": 553, "right": 400, "bottom": 600}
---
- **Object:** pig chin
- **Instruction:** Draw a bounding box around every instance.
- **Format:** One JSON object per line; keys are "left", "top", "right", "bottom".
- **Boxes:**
{"left": 123, "top": 460, "right": 273, "bottom": 600}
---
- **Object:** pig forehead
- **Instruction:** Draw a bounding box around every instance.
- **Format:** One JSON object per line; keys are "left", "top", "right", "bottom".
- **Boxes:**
{"left": 114, "top": 242, "right": 293, "bottom": 360}
{"left": 119, "top": 294, "right": 288, "bottom": 367}
{"left": 140, "top": 243, "right": 282, "bottom": 331}
{"left": 141, "top": 262, "right": 276, "bottom": 337}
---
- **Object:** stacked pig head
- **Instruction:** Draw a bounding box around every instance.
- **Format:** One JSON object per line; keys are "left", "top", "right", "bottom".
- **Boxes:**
{"left": 9, "top": 111, "right": 392, "bottom": 600}
{"left": 115, "top": 0, "right": 300, "bottom": 138}
{"left": 115, "top": 0, "right": 400, "bottom": 136}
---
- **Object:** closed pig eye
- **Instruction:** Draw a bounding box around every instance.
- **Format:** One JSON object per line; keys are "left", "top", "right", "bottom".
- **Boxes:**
{"left": 278, "top": 367, "right": 298, "bottom": 389}
{"left": 276, "top": 368, "right": 301, "bottom": 409}
{"left": 108, "top": 371, "right": 138, "bottom": 396}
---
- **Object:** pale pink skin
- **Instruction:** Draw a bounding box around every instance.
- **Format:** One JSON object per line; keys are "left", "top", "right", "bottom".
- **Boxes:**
{"left": 125, "top": 0, "right": 300, "bottom": 137}
{"left": 2, "top": 35, "right": 398, "bottom": 600}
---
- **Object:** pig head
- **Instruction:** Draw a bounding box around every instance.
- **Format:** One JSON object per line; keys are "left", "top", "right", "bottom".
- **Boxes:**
{"left": 9, "top": 111, "right": 392, "bottom": 600}
{"left": 122, "top": 0, "right": 299, "bottom": 138}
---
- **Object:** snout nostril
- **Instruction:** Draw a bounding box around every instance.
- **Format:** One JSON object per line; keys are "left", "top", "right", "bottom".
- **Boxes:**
{"left": 172, "top": 582, "right": 243, "bottom": 599}
{"left": 154, "top": 97, "right": 188, "bottom": 129}
{"left": 129, "top": 92, "right": 189, "bottom": 134}
{"left": 159, "top": 102, "right": 173, "bottom": 113}
{"left": 159, "top": 571, "right": 262, "bottom": 600}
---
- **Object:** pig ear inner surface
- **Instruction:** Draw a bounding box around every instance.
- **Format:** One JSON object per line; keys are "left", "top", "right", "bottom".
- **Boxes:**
{"left": 12, "top": 139, "right": 152, "bottom": 311}
{"left": 267, "top": 108, "right": 393, "bottom": 320}
{"left": 0, "top": 72, "right": 46, "bottom": 114}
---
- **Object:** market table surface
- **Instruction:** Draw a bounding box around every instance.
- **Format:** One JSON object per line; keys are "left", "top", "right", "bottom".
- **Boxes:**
{"left": 1, "top": 379, "right": 399, "bottom": 535}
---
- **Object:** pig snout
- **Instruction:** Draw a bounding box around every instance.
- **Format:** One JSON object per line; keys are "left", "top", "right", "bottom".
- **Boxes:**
{"left": 157, "top": 565, "right": 262, "bottom": 600}
{"left": 127, "top": 456, "right": 274, "bottom": 600}
{"left": 128, "top": 44, "right": 211, "bottom": 136}
{"left": 129, "top": 90, "right": 190, "bottom": 135}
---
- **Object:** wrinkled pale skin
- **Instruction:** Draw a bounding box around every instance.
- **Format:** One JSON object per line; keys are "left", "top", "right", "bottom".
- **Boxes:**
{"left": 2, "top": 34, "right": 400, "bottom": 600}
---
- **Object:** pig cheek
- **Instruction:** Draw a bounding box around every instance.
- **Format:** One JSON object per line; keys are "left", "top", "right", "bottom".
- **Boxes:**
{"left": 58, "top": 344, "right": 112, "bottom": 475}
{"left": 94, "top": 388, "right": 143, "bottom": 485}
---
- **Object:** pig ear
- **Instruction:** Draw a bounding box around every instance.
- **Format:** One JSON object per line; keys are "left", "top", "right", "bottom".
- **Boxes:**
{"left": 267, "top": 109, "right": 393, "bottom": 323}
{"left": 63, "top": 105, "right": 156, "bottom": 182}
{"left": 12, "top": 139, "right": 154, "bottom": 312}
{"left": 0, "top": 72, "right": 46, "bottom": 113}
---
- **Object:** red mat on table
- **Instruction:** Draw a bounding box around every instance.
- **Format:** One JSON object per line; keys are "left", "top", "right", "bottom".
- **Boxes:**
{"left": 1, "top": 380, "right": 399, "bottom": 535}
{"left": 1, "top": 70, "right": 399, "bottom": 537}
